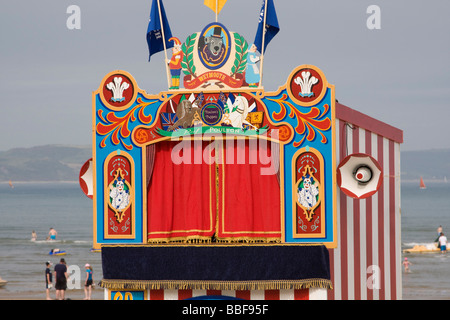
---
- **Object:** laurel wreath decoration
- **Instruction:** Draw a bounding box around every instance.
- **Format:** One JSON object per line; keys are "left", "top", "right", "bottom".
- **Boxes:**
{"left": 230, "top": 33, "right": 248, "bottom": 77}
{"left": 181, "top": 33, "right": 197, "bottom": 78}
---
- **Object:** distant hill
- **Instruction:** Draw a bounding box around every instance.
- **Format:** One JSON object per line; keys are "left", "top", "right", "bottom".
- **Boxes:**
{"left": 401, "top": 148, "right": 450, "bottom": 183}
{"left": 0, "top": 145, "right": 449, "bottom": 183}
{"left": 0, "top": 145, "right": 91, "bottom": 182}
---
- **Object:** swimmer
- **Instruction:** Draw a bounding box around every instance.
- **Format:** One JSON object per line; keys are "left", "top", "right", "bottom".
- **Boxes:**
{"left": 47, "top": 228, "right": 57, "bottom": 241}
{"left": 402, "top": 257, "right": 412, "bottom": 273}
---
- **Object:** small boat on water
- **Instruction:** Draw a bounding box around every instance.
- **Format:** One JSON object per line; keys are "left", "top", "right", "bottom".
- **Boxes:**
{"left": 49, "top": 249, "right": 66, "bottom": 256}
{"left": 0, "top": 277, "right": 7, "bottom": 287}
{"left": 403, "top": 243, "right": 441, "bottom": 254}
{"left": 419, "top": 176, "right": 426, "bottom": 189}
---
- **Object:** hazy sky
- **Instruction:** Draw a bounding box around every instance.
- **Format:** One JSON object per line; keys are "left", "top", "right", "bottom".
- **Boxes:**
{"left": 1, "top": 0, "right": 449, "bottom": 152}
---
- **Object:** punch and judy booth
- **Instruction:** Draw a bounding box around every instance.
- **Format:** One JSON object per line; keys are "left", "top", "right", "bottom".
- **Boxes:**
{"left": 87, "top": 1, "right": 403, "bottom": 300}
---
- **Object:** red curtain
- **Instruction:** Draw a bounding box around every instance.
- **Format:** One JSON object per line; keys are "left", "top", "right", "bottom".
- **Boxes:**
{"left": 147, "top": 140, "right": 215, "bottom": 242}
{"left": 218, "top": 139, "right": 281, "bottom": 241}
{"left": 147, "top": 139, "right": 281, "bottom": 243}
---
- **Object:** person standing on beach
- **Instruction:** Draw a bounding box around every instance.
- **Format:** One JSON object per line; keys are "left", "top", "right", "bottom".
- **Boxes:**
{"left": 47, "top": 228, "right": 57, "bottom": 241}
{"left": 54, "top": 258, "right": 68, "bottom": 300}
{"left": 84, "top": 264, "right": 94, "bottom": 300}
{"left": 45, "top": 261, "right": 53, "bottom": 300}
{"left": 438, "top": 232, "right": 448, "bottom": 253}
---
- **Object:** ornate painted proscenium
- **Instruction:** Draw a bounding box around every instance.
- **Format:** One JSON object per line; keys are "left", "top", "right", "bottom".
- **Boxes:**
{"left": 93, "top": 62, "right": 336, "bottom": 246}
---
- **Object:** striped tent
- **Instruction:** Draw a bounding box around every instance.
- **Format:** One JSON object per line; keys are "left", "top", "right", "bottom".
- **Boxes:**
{"left": 329, "top": 102, "right": 403, "bottom": 300}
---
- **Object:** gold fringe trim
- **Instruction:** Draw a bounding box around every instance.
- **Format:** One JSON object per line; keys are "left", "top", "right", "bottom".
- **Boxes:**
{"left": 214, "top": 237, "right": 281, "bottom": 244}
{"left": 99, "top": 279, "right": 333, "bottom": 291}
{"left": 147, "top": 236, "right": 282, "bottom": 245}
{"left": 147, "top": 236, "right": 213, "bottom": 244}
{"left": 103, "top": 243, "right": 324, "bottom": 248}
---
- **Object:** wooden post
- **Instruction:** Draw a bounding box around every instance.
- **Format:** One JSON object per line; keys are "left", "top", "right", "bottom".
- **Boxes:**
{"left": 258, "top": 0, "right": 268, "bottom": 89}
{"left": 216, "top": 0, "right": 218, "bottom": 22}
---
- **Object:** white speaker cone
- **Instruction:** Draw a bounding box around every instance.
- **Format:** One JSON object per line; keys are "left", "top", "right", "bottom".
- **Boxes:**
{"left": 354, "top": 166, "right": 372, "bottom": 183}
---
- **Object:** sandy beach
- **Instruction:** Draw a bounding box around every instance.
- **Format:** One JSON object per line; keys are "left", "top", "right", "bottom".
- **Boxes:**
{"left": 0, "top": 287, "right": 104, "bottom": 300}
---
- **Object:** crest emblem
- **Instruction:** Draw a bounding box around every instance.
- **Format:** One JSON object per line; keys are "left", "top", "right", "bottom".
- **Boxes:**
{"left": 294, "top": 71, "right": 319, "bottom": 98}
{"left": 106, "top": 77, "right": 130, "bottom": 102}
{"left": 287, "top": 66, "right": 328, "bottom": 106}
{"left": 198, "top": 22, "right": 231, "bottom": 70}
{"left": 181, "top": 23, "right": 248, "bottom": 89}
{"left": 100, "top": 72, "right": 136, "bottom": 110}
{"left": 201, "top": 102, "right": 223, "bottom": 126}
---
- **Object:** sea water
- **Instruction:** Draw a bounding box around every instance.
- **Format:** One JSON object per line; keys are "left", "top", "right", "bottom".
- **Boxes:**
{"left": 401, "top": 182, "right": 450, "bottom": 300}
{"left": 0, "top": 182, "right": 103, "bottom": 300}
{"left": 0, "top": 181, "right": 449, "bottom": 300}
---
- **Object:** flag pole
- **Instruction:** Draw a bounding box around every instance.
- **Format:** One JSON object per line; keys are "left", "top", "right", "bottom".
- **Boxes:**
{"left": 157, "top": 0, "right": 171, "bottom": 89}
{"left": 258, "top": 0, "right": 268, "bottom": 89}
{"left": 216, "top": 0, "right": 218, "bottom": 22}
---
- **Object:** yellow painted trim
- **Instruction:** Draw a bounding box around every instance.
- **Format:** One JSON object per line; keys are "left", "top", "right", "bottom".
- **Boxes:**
{"left": 92, "top": 86, "right": 99, "bottom": 249}
{"left": 329, "top": 83, "right": 338, "bottom": 249}
{"left": 141, "top": 147, "right": 147, "bottom": 245}
{"left": 108, "top": 289, "right": 149, "bottom": 300}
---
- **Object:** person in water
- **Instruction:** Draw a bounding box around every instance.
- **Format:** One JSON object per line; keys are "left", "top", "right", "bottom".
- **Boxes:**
{"left": 47, "top": 228, "right": 57, "bottom": 241}
{"left": 438, "top": 232, "right": 447, "bottom": 253}
{"left": 402, "top": 257, "right": 412, "bottom": 273}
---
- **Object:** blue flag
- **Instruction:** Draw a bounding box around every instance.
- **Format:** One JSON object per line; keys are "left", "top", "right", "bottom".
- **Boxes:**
{"left": 253, "top": 0, "right": 280, "bottom": 54}
{"left": 146, "top": 0, "right": 173, "bottom": 61}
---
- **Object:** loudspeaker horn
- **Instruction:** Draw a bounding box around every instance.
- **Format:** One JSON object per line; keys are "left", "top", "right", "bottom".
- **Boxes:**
{"left": 337, "top": 153, "right": 383, "bottom": 199}
{"left": 79, "top": 158, "right": 93, "bottom": 199}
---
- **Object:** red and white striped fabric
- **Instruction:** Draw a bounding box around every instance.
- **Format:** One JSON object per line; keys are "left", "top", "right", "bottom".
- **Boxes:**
{"left": 328, "top": 103, "right": 403, "bottom": 300}
{"left": 135, "top": 288, "right": 328, "bottom": 300}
